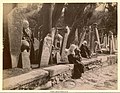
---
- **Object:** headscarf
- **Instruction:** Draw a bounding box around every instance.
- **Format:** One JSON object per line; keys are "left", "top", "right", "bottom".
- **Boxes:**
{"left": 23, "top": 19, "right": 29, "bottom": 28}
{"left": 68, "top": 44, "right": 76, "bottom": 55}
{"left": 82, "top": 40, "right": 87, "bottom": 46}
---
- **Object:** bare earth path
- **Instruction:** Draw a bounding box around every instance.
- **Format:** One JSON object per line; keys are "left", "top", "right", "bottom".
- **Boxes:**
{"left": 51, "top": 64, "right": 117, "bottom": 90}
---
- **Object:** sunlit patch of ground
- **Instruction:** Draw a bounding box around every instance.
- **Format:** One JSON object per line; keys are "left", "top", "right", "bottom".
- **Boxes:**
{"left": 51, "top": 64, "right": 117, "bottom": 90}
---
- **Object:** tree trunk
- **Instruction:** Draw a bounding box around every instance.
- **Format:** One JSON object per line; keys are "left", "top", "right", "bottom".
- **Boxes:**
{"left": 38, "top": 3, "right": 53, "bottom": 67}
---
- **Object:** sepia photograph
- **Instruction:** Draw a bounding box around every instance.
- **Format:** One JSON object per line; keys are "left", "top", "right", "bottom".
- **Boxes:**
{"left": 3, "top": 3, "right": 118, "bottom": 90}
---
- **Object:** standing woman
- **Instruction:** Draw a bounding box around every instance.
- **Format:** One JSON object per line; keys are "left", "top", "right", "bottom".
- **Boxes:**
{"left": 68, "top": 44, "right": 84, "bottom": 79}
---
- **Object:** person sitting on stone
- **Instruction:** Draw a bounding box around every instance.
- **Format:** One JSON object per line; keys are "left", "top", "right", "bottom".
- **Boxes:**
{"left": 80, "top": 40, "right": 91, "bottom": 58}
{"left": 68, "top": 44, "right": 84, "bottom": 79}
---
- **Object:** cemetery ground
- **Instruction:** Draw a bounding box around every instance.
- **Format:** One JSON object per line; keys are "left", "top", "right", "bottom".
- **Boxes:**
{"left": 3, "top": 54, "right": 117, "bottom": 90}
{"left": 51, "top": 64, "right": 117, "bottom": 90}
{"left": 3, "top": 3, "right": 117, "bottom": 90}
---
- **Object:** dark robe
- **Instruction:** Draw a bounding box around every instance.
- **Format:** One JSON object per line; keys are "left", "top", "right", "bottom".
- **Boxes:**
{"left": 68, "top": 49, "right": 84, "bottom": 79}
{"left": 80, "top": 44, "right": 91, "bottom": 58}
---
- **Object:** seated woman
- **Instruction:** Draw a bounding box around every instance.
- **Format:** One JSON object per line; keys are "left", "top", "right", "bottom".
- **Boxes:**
{"left": 80, "top": 41, "right": 91, "bottom": 58}
{"left": 68, "top": 44, "right": 84, "bottom": 79}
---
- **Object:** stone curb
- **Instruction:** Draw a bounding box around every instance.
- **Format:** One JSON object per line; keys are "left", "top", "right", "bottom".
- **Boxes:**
{"left": 3, "top": 69, "right": 49, "bottom": 90}
{"left": 3, "top": 54, "right": 117, "bottom": 90}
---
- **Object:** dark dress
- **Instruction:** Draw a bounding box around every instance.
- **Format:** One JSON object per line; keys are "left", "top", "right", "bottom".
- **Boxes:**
{"left": 80, "top": 44, "right": 91, "bottom": 58}
{"left": 68, "top": 49, "right": 84, "bottom": 79}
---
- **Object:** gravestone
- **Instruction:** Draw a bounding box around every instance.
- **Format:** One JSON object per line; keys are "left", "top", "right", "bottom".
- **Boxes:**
{"left": 90, "top": 26, "right": 95, "bottom": 54}
{"left": 103, "top": 34, "right": 107, "bottom": 48}
{"left": 61, "top": 26, "right": 70, "bottom": 63}
{"left": 94, "top": 25, "right": 102, "bottom": 52}
{"left": 8, "top": 8, "right": 24, "bottom": 68}
{"left": 21, "top": 51, "right": 31, "bottom": 69}
{"left": 56, "top": 51, "right": 61, "bottom": 64}
{"left": 40, "top": 28, "right": 55, "bottom": 67}
{"left": 107, "top": 35, "right": 109, "bottom": 45}
{"left": 112, "top": 35, "right": 115, "bottom": 52}
{"left": 109, "top": 31, "right": 115, "bottom": 54}
{"left": 88, "top": 26, "right": 92, "bottom": 47}
{"left": 33, "top": 38, "right": 40, "bottom": 64}
{"left": 74, "top": 28, "right": 79, "bottom": 44}
{"left": 54, "top": 33, "right": 63, "bottom": 64}
{"left": 78, "top": 27, "right": 87, "bottom": 48}
{"left": 114, "top": 36, "right": 117, "bottom": 50}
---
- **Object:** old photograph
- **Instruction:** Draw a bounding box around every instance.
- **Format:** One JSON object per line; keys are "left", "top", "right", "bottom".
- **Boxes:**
{"left": 3, "top": 3, "right": 118, "bottom": 90}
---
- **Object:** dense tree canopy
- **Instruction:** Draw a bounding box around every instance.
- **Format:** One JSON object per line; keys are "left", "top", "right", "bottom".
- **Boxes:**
{"left": 14, "top": 3, "right": 117, "bottom": 48}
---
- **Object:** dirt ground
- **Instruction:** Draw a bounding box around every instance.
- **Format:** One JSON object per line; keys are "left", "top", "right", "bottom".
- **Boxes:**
{"left": 51, "top": 64, "right": 117, "bottom": 90}
{"left": 3, "top": 63, "right": 117, "bottom": 90}
{"left": 3, "top": 64, "right": 55, "bottom": 79}
{"left": 3, "top": 68, "right": 31, "bottom": 79}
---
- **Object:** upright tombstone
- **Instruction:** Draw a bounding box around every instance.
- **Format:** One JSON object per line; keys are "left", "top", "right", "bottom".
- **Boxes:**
{"left": 40, "top": 4, "right": 53, "bottom": 67}
{"left": 88, "top": 26, "right": 92, "bottom": 47}
{"left": 18, "top": 39, "right": 31, "bottom": 69}
{"left": 8, "top": 8, "right": 24, "bottom": 68}
{"left": 93, "top": 23, "right": 102, "bottom": 52}
{"left": 112, "top": 35, "right": 116, "bottom": 52}
{"left": 40, "top": 28, "right": 56, "bottom": 67}
{"left": 54, "top": 30, "right": 63, "bottom": 64}
{"left": 103, "top": 34, "right": 107, "bottom": 48}
{"left": 74, "top": 28, "right": 79, "bottom": 45}
{"left": 114, "top": 36, "right": 117, "bottom": 50}
{"left": 107, "top": 35, "right": 109, "bottom": 45}
{"left": 40, "top": 34, "right": 52, "bottom": 67}
{"left": 61, "top": 26, "right": 70, "bottom": 63}
{"left": 109, "top": 31, "right": 113, "bottom": 54}
{"left": 109, "top": 31, "right": 115, "bottom": 54}
{"left": 21, "top": 50, "right": 31, "bottom": 69}
{"left": 90, "top": 25, "right": 95, "bottom": 54}
{"left": 79, "top": 26, "right": 87, "bottom": 48}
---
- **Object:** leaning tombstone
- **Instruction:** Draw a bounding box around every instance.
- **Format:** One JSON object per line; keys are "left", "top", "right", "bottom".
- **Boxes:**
{"left": 8, "top": 7, "right": 24, "bottom": 68}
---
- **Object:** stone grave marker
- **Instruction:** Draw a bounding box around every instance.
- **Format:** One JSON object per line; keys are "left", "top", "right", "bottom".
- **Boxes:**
{"left": 90, "top": 26, "right": 95, "bottom": 54}
{"left": 78, "top": 27, "right": 87, "bottom": 48}
{"left": 40, "top": 28, "right": 55, "bottom": 67}
{"left": 109, "top": 31, "right": 115, "bottom": 54}
{"left": 8, "top": 8, "right": 24, "bottom": 68}
{"left": 94, "top": 25, "right": 102, "bottom": 52}
{"left": 21, "top": 50, "right": 31, "bottom": 69}
{"left": 61, "top": 26, "right": 70, "bottom": 63}
{"left": 103, "top": 34, "right": 107, "bottom": 48}
{"left": 114, "top": 36, "right": 117, "bottom": 50}
{"left": 88, "top": 26, "right": 92, "bottom": 47}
